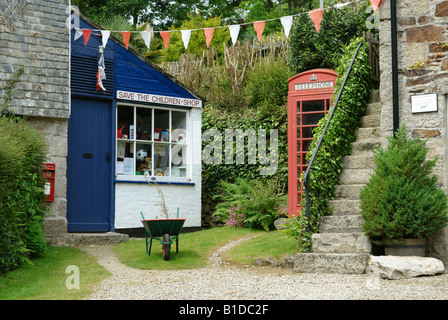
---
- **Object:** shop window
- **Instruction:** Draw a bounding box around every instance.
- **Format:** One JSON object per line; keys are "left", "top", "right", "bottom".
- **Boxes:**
{"left": 116, "top": 104, "right": 188, "bottom": 178}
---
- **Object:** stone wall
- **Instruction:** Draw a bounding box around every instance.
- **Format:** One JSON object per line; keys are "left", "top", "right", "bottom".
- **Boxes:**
{"left": 379, "top": 0, "right": 448, "bottom": 264}
{"left": 0, "top": 0, "right": 70, "bottom": 244}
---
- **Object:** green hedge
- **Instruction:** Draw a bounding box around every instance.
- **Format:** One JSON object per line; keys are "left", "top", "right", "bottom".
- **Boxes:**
{"left": 0, "top": 116, "right": 48, "bottom": 274}
{"left": 303, "top": 37, "right": 373, "bottom": 236}
{"left": 288, "top": 1, "right": 370, "bottom": 74}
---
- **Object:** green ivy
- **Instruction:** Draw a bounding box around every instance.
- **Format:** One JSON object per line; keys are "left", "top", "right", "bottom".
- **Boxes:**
{"left": 201, "top": 106, "right": 288, "bottom": 205}
{"left": 302, "top": 37, "right": 373, "bottom": 240}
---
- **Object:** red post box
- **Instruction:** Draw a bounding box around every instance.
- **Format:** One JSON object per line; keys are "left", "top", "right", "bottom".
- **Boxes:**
{"left": 287, "top": 69, "right": 337, "bottom": 217}
{"left": 42, "top": 163, "right": 55, "bottom": 202}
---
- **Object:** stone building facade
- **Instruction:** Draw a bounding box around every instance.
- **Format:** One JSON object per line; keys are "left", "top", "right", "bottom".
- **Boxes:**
{"left": 0, "top": 0, "right": 70, "bottom": 243}
{"left": 379, "top": 0, "right": 448, "bottom": 264}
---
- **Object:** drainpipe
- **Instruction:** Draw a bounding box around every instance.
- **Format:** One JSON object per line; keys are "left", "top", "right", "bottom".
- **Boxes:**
{"left": 391, "top": 0, "right": 399, "bottom": 135}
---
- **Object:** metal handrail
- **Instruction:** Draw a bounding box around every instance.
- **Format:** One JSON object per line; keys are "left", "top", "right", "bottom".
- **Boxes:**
{"left": 302, "top": 41, "right": 364, "bottom": 232}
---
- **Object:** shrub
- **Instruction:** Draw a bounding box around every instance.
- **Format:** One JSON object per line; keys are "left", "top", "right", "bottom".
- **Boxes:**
{"left": 278, "top": 215, "right": 312, "bottom": 252}
{"left": 0, "top": 116, "right": 48, "bottom": 274}
{"left": 360, "top": 124, "right": 448, "bottom": 244}
{"left": 213, "top": 178, "right": 286, "bottom": 231}
{"left": 288, "top": 1, "right": 370, "bottom": 74}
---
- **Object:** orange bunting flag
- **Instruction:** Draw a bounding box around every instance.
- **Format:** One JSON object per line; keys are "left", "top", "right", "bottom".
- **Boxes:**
{"left": 369, "top": 0, "right": 381, "bottom": 12}
{"left": 309, "top": 9, "right": 323, "bottom": 32}
{"left": 204, "top": 28, "right": 215, "bottom": 48}
{"left": 121, "top": 31, "right": 130, "bottom": 49}
{"left": 253, "top": 21, "right": 265, "bottom": 42}
{"left": 160, "top": 31, "right": 170, "bottom": 50}
{"left": 82, "top": 29, "right": 91, "bottom": 46}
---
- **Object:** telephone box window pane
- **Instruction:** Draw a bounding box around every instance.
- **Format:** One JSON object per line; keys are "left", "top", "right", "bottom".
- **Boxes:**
{"left": 301, "top": 139, "right": 313, "bottom": 152}
{"left": 302, "top": 100, "right": 325, "bottom": 112}
{"left": 136, "top": 107, "right": 152, "bottom": 140}
{"left": 302, "top": 126, "right": 315, "bottom": 139}
{"left": 303, "top": 113, "right": 324, "bottom": 125}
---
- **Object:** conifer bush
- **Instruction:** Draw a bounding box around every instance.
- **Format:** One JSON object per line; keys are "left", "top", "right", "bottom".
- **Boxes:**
{"left": 360, "top": 124, "right": 448, "bottom": 244}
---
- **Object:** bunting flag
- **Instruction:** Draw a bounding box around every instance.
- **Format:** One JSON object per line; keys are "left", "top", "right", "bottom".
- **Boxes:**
{"left": 204, "top": 28, "right": 215, "bottom": 48}
{"left": 228, "top": 25, "right": 240, "bottom": 46}
{"left": 74, "top": 28, "right": 83, "bottom": 41}
{"left": 253, "top": 21, "right": 265, "bottom": 42}
{"left": 160, "top": 31, "right": 170, "bottom": 50}
{"left": 82, "top": 29, "right": 91, "bottom": 46}
{"left": 181, "top": 30, "right": 191, "bottom": 50}
{"left": 96, "top": 49, "right": 106, "bottom": 93}
{"left": 121, "top": 31, "right": 130, "bottom": 49}
{"left": 369, "top": 0, "right": 381, "bottom": 12}
{"left": 280, "top": 16, "right": 293, "bottom": 37}
{"left": 309, "top": 9, "right": 323, "bottom": 32}
{"left": 73, "top": 1, "right": 357, "bottom": 54}
{"left": 101, "top": 30, "right": 110, "bottom": 48}
{"left": 141, "top": 31, "right": 151, "bottom": 49}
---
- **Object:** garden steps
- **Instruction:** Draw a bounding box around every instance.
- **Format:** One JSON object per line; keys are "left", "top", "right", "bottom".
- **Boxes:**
{"left": 293, "top": 89, "right": 380, "bottom": 274}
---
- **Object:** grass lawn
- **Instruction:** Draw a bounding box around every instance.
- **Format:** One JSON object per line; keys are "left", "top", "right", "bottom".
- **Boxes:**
{"left": 114, "top": 227, "right": 264, "bottom": 270}
{"left": 0, "top": 246, "right": 111, "bottom": 300}
{"left": 0, "top": 227, "right": 298, "bottom": 300}
{"left": 224, "top": 230, "right": 298, "bottom": 265}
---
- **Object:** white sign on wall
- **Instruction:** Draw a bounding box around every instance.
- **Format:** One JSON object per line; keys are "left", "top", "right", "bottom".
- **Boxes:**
{"left": 411, "top": 93, "right": 438, "bottom": 113}
{"left": 117, "top": 90, "right": 202, "bottom": 108}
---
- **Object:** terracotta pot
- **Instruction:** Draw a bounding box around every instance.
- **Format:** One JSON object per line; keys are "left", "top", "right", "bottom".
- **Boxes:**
{"left": 384, "top": 239, "right": 425, "bottom": 256}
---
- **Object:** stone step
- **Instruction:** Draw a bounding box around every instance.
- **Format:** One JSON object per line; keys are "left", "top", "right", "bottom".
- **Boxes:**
{"left": 370, "top": 89, "right": 380, "bottom": 103}
{"left": 312, "top": 232, "right": 371, "bottom": 254}
{"left": 365, "top": 102, "right": 382, "bottom": 115}
{"left": 319, "top": 214, "right": 364, "bottom": 233}
{"left": 329, "top": 199, "right": 361, "bottom": 215}
{"left": 360, "top": 114, "right": 380, "bottom": 127}
{"left": 351, "top": 138, "right": 381, "bottom": 155}
{"left": 334, "top": 184, "right": 365, "bottom": 199}
{"left": 342, "top": 154, "right": 375, "bottom": 169}
{"left": 339, "top": 168, "right": 374, "bottom": 185}
{"left": 66, "top": 232, "right": 129, "bottom": 246}
{"left": 355, "top": 126, "right": 381, "bottom": 140}
{"left": 293, "top": 252, "right": 370, "bottom": 274}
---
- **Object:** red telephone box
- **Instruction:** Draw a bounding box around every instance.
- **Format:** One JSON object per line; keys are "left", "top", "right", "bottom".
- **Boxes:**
{"left": 287, "top": 69, "right": 337, "bottom": 216}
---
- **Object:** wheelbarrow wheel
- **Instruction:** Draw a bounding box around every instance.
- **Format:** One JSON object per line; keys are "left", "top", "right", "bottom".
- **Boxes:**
{"left": 162, "top": 233, "right": 171, "bottom": 260}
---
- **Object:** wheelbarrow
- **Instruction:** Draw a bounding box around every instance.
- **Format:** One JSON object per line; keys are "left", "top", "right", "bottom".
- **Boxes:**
{"left": 140, "top": 212, "right": 186, "bottom": 261}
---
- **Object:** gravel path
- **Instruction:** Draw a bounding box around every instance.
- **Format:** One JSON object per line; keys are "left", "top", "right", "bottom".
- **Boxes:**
{"left": 81, "top": 236, "right": 448, "bottom": 300}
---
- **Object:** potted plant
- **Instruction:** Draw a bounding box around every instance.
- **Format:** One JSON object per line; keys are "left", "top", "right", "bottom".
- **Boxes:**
{"left": 360, "top": 124, "right": 448, "bottom": 256}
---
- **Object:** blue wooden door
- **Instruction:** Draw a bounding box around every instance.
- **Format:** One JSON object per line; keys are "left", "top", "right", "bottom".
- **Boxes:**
{"left": 67, "top": 97, "right": 113, "bottom": 232}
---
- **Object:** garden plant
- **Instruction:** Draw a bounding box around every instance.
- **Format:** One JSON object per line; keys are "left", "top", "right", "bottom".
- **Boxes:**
{"left": 360, "top": 124, "right": 448, "bottom": 245}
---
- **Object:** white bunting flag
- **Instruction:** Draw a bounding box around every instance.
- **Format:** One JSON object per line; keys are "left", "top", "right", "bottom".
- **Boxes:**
{"left": 101, "top": 30, "right": 110, "bottom": 48}
{"left": 280, "top": 16, "right": 293, "bottom": 37}
{"left": 228, "top": 24, "right": 240, "bottom": 46}
{"left": 181, "top": 30, "right": 191, "bottom": 50}
{"left": 141, "top": 31, "right": 151, "bottom": 49}
{"left": 74, "top": 28, "right": 83, "bottom": 41}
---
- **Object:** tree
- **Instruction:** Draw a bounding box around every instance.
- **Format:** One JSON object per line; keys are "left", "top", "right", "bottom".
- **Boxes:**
{"left": 360, "top": 124, "right": 448, "bottom": 244}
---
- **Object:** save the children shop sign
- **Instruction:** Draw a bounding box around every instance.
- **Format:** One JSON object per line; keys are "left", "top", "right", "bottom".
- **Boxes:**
{"left": 117, "top": 90, "right": 202, "bottom": 108}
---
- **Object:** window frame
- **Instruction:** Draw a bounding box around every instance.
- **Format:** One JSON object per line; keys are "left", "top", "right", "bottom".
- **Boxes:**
{"left": 115, "top": 102, "right": 191, "bottom": 183}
